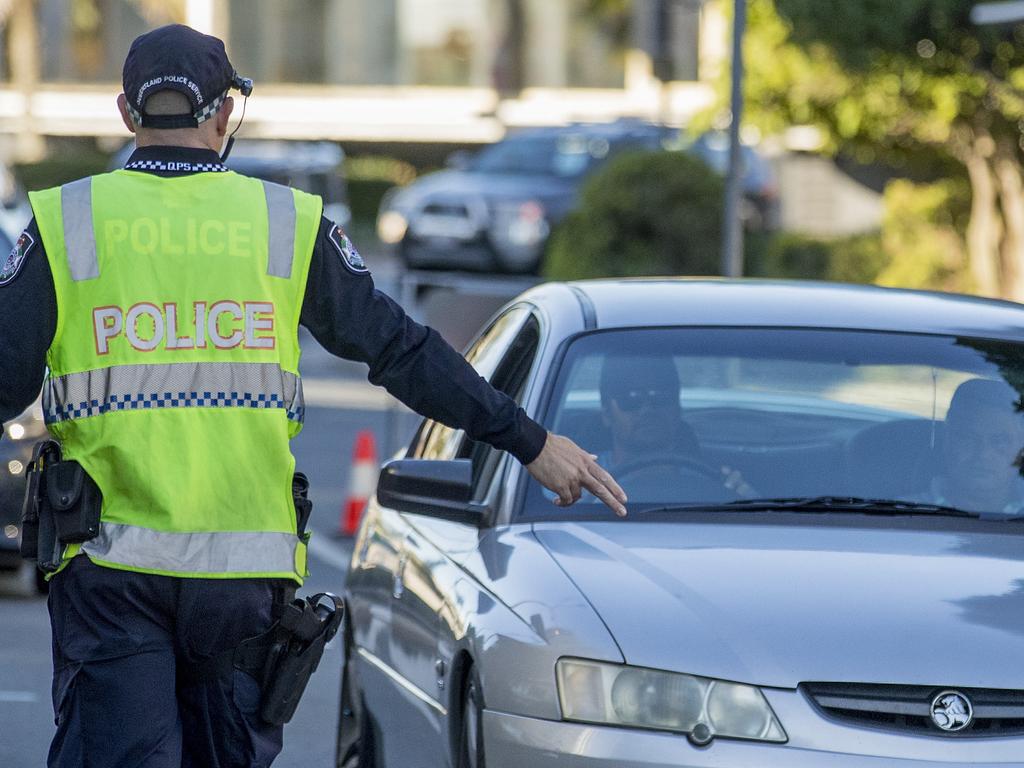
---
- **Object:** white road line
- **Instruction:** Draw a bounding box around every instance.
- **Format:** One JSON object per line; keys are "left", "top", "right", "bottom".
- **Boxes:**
{"left": 308, "top": 534, "right": 354, "bottom": 572}
{"left": 302, "top": 378, "right": 407, "bottom": 412}
{"left": 0, "top": 691, "right": 39, "bottom": 703}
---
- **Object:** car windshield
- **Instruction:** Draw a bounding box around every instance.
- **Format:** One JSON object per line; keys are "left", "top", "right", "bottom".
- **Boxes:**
{"left": 522, "top": 328, "right": 1024, "bottom": 522}
{"left": 470, "top": 133, "right": 619, "bottom": 178}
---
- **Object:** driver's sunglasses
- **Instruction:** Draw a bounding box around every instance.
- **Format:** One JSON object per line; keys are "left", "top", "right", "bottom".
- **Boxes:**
{"left": 613, "top": 387, "right": 678, "bottom": 412}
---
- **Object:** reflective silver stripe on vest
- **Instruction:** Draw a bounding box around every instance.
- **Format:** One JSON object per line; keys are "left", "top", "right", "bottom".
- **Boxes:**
{"left": 81, "top": 523, "right": 299, "bottom": 576}
{"left": 263, "top": 180, "right": 296, "bottom": 279}
{"left": 43, "top": 362, "right": 304, "bottom": 425}
{"left": 61, "top": 177, "right": 99, "bottom": 281}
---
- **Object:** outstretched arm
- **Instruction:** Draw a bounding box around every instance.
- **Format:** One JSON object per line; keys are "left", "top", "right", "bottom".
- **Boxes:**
{"left": 300, "top": 217, "right": 626, "bottom": 515}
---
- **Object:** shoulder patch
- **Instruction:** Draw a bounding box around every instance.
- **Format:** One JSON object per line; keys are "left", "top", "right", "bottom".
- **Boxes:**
{"left": 0, "top": 230, "right": 36, "bottom": 286}
{"left": 328, "top": 223, "right": 368, "bottom": 274}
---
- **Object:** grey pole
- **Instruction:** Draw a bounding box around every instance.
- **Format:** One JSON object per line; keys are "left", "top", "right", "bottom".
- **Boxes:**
{"left": 722, "top": 0, "right": 746, "bottom": 277}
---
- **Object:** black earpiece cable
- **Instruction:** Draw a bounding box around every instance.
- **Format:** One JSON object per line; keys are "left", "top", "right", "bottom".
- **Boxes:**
{"left": 220, "top": 93, "right": 247, "bottom": 163}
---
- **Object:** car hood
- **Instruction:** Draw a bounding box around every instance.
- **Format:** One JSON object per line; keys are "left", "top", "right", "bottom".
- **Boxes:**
{"left": 392, "top": 170, "right": 577, "bottom": 213}
{"left": 534, "top": 519, "right": 1024, "bottom": 689}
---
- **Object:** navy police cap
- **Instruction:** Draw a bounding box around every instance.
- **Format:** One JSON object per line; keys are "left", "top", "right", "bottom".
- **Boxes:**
{"left": 122, "top": 24, "right": 240, "bottom": 129}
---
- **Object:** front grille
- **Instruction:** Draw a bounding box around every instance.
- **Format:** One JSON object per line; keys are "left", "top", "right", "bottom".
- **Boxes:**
{"left": 422, "top": 202, "right": 470, "bottom": 217}
{"left": 803, "top": 682, "right": 1024, "bottom": 737}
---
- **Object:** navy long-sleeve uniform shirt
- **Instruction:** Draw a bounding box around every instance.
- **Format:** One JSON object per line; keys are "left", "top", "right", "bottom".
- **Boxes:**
{"left": 0, "top": 145, "right": 547, "bottom": 465}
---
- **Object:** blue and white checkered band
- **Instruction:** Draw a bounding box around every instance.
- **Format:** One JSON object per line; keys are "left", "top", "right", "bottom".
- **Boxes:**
{"left": 125, "top": 100, "right": 144, "bottom": 126}
{"left": 194, "top": 91, "right": 227, "bottom": 125}
{"left": 124, "top": 159, "right": 227, "bottom": 173}
{"left": 127, "top": 90, "right": 226, "bottom": 127}
{"left": 43, "top": 362, "right": 305, "bottom": 425}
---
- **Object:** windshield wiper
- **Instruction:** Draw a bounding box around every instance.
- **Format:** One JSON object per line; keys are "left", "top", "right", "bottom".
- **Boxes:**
{"left": 643, "top": 496, "right": 981, "bottom": 519}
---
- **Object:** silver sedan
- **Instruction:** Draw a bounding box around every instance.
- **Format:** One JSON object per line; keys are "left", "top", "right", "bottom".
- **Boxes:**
{"left": 336, "top": 279, "right": 1024, "bottom": 767}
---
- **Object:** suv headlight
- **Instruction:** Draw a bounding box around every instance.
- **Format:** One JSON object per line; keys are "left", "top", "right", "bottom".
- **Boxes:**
{"left": 491, "top": 200, "right": 549, "bottom": 247}
{"left": 557, "top": 659, "right": 786, "bottom": 745}
{"left": 377, "top": 210, "right": 408, "bottom": 244}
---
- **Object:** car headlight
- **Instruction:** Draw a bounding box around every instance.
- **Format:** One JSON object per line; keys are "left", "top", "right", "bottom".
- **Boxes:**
{"left": 377, "top": 210, "right": 408, "bottom": 244}
{"left": 7, "top": 423, "right": 25, "bottom": 440}
{"left": 557, "top": 658, "right": 786, "bottom": 746}
{"left": 491, "top": 200, "right": 549, "bottom": 247}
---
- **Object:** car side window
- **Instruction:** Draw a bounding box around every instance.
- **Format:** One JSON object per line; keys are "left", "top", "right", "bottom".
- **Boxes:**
{"left": 458, "top": 315, "right": 541, "bottom": 497}
{"left": 407, "top": 306, "right": 532, "bottom": 460}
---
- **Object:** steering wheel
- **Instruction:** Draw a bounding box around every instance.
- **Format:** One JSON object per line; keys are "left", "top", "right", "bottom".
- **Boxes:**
{"left": 607, "top": 453, "right": 744, "bottom": 503}
{"left": 612, "top": 453, "right": 724, "bottom": 482}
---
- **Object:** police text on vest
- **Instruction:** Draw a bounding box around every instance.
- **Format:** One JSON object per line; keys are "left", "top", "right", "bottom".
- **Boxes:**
{"left": 93, "top": 301, "right": 276, "bottom": 354}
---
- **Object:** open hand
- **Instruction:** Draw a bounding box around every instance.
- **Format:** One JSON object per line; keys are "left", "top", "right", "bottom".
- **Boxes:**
{"left": 526, "top": 432, "right": 628, "bottom": 517}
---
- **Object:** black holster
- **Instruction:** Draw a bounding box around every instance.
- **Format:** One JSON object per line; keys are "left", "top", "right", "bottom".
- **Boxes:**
{"left": 255, "top": 592, "right": 344, "bottom": 725}
{"left": 184, "top": 592, "right": 345, "bottom": 726}
{"left": 20, "top": 440, "right": 102, "bottom": 572}
{"left": 180, "top": 471, "right": 342, "bottom": 726}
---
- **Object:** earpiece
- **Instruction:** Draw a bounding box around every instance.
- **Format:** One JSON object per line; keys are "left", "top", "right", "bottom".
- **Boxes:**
{"left": 231, "top": 72, "right": 253, "bottom": 97}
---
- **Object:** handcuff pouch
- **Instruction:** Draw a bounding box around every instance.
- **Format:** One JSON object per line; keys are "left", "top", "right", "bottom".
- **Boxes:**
{"left": 46, "top": 460, "right": 102, "bottom": 544}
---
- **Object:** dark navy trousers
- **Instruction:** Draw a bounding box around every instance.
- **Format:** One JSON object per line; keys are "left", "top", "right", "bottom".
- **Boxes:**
{"left": 46, "top": 555, "right": 285, "bottom": 768}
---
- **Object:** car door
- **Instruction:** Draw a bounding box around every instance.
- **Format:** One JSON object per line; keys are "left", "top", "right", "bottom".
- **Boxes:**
{"left": 371, "top": 305, "right": 537, "bottom": 762}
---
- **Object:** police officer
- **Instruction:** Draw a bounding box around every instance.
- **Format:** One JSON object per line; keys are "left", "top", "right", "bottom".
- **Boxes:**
{"left": 0, "top": 24, "right": 626, "bottom": 768}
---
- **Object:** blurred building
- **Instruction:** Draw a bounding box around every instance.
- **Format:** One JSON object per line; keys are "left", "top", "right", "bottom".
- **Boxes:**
{"left": 0, "top": 0, "right": 724, "bottom": 150}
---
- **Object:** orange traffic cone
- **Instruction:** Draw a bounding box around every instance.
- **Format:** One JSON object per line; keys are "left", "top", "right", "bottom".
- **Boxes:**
{"left": 339, "top": 430, "right": 378, "bottom": 536}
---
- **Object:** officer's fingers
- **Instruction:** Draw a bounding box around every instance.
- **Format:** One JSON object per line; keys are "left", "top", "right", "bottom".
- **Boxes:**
{"left": 587, "top": 461, "right": 627, "bottom": 504}
{"left": 552, "top": 480, "right": 579, "bottom": 507}
{"left": 581, "top": 472, "right": 628, "bottom": 517}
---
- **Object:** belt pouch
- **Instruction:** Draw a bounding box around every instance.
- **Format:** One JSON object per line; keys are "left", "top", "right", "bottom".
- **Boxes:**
{"left": 46, "top": 461, "right": 102, "bottom": 544}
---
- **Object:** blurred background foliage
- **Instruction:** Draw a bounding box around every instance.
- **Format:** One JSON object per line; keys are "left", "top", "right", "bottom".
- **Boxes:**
{"left": 743, "top": 0, "right": 1024, "bottom": 299}
{"left": 545, "top": 150, "right": 723, "bottom": 280}
{"left": 553, "top": 0, "right": 1024, "bottom": 297}
{"left": 545, "top": 150, "right": 970, "bottom": 289}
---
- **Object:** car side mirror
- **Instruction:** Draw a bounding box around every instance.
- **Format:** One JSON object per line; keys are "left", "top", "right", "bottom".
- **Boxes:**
{"left": 376, "top": 459, "right": 485, "bottom": 526}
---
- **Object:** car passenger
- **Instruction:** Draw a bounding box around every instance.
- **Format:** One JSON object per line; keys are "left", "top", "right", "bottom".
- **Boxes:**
{"left": 923, "top": 377, "right": 1024, "bottom": 516}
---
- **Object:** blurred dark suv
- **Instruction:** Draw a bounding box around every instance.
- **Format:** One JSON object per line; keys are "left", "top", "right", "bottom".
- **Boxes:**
{"left": 377, "top": 121, "right": 674, "bottom": 274}
{"left": 377, "top": 121, "right": 779, "bottom": 274}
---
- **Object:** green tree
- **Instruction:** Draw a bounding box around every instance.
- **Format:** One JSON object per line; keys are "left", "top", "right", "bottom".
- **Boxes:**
{"left": 741, "top": 0, "right": 1024, "bottom": 299}
{"left": 544, "top": 150, "right": 723, "bottom": 280}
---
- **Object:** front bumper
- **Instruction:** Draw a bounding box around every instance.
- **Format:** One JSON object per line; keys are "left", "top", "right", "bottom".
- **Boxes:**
{"left": 484, "top": 688, "right": 1024, "bottom": 767}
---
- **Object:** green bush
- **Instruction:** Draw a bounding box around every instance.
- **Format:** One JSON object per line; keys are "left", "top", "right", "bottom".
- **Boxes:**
{"left": 15, "top": 154, "right": 111, "bottom": 191}
{"left": 347, "top": 178, "right": 394, "bottom": 224}
{"left": 747, "top": 230, "right": 888, "bottom": 284}
{"left": 746, "top": 178, "right": 969, "bottom": 291}
{"left": 544, "top": 150, "right": 724, "bottom": 280}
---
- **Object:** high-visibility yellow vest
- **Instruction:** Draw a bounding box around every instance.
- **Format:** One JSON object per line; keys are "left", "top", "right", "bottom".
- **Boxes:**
{"left": 28, "top": 169, "right": 322, "bottom": 583}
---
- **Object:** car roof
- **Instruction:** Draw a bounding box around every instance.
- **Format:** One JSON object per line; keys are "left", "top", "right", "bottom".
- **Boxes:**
{"left": 522, "top": 279, "right": 1024, "bottom": 341}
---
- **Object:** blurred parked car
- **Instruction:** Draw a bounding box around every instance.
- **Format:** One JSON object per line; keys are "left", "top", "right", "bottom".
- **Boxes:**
{"left": 338, "top": 279, "right": 1024, "bottom": 767}
{"left": 377, "top": 121, "right": 675, "bottom": 274}
{"left": 1, "top": 399, "right": 48, "bottom": 593}
{"left": 110, "top": 139, "right": 351, "bottom": 227}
